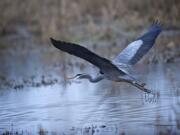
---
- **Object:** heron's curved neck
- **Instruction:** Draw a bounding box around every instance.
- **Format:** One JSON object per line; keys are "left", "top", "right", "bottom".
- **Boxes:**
{"left": 80, "top": 74, "right": 104, "bottom": 83}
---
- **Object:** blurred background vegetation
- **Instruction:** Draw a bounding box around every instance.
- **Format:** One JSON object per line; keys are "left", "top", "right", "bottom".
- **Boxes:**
{"left": 0, "top": 0, "right": 180, "bottom": 63}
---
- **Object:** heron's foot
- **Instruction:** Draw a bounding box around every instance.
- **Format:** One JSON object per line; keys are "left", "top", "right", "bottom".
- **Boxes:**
{"left": 144, "top": 87, "right": 154, "bottom": 93}
{"left": 132, "top": 81, "right": 150, "bottom": 93}
{"left": 132, "top": 81, "right": 146, "bottom": 88}
{"left": 141, "top": 83, "right": 146, "bottom": 87}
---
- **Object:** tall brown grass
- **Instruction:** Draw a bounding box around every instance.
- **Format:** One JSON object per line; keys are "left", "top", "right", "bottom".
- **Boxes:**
{"left": 0, "top": 0, "right": 179, "bottom": 40}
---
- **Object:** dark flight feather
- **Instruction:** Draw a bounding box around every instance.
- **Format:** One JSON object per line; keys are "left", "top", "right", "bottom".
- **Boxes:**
{"left": 50, "top": 38, "right": 121, "bottom": 73}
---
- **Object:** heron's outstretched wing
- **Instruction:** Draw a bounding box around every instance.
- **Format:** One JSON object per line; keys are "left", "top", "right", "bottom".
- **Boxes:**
{"left": 113, "top": 22, "right": 162, "bottom": 65}
{"left": 50, "top": 38, "right": 121, "bottom": 73}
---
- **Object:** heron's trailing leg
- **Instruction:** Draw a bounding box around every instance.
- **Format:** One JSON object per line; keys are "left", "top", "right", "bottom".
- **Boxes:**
{"left": 66, "top": 73, "right": 104, "bottom": 83}
{"left": 129, "top": 80, "right": 152, "bottom": 93}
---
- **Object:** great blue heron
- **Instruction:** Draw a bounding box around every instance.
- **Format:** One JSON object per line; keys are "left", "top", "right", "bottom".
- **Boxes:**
{"left": 50, "top": 22, "right": 162, "bottom": 93}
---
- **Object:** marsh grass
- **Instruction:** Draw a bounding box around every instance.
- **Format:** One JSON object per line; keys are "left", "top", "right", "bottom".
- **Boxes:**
{"left": 0, "top": 0, "right": 179, "bottom": 41}
{"left": 0, "top": 0, "right": 179, "bottom": 64}
{"left": 1, "top": 125, "right": 179, "bottom": 135}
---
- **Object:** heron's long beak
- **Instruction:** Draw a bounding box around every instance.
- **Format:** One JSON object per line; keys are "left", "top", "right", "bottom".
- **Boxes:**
{"left": 65, "top": 76, "right": 76, "bottom": 80}
{"left": 65, "top": 74, "right": 81, "bottom": 80}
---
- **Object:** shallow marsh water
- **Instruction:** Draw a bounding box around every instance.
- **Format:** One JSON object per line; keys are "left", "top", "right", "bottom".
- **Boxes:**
{"left": 0, "top": 42, "right": 180, "bottom": 135}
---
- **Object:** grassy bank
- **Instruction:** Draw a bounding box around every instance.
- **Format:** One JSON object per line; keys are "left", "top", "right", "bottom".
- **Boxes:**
{"left": 0, "top": 0, "right": 179, "bottom": 64}
{"left": 0, "top": 0, "right": 180, "bottom": 40}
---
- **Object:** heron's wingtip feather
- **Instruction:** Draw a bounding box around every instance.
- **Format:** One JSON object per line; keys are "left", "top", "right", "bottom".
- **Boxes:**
{"left": 150, "top": 21, "right": 163, "bottom": 32}
{"left": 50, "top": 37, "right": 64, "bottom": 50}
{"left": 152, "top": 20, "right": 163, "bottom": 27}
{"left": 50, "top": 37, "right": 53, "bottom": 42}
{"left": 50, "top": 37, "right": 57, "bottom": 45}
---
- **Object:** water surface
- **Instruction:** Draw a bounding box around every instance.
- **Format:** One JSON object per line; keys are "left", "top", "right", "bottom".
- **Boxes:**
{"left": 0, "top": 44, "right": 179, "bottom": 135}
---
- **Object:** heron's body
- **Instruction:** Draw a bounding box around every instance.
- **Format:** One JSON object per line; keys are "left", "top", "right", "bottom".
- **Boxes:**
{"left": 50, "top": 22, "right": 162, "bottom": 93}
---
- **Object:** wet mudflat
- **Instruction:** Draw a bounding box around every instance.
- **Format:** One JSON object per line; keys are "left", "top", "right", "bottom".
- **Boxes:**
{"left": 0, "top": 42, "right": 180, "bottom": 135}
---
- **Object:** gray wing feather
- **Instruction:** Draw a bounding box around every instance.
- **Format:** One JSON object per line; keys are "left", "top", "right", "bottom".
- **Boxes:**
{"left": 113, "top": 40, "right": 143, "bottom": 65}
{"left": 113, "top": 23, "right": 162, "bottom": 65}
